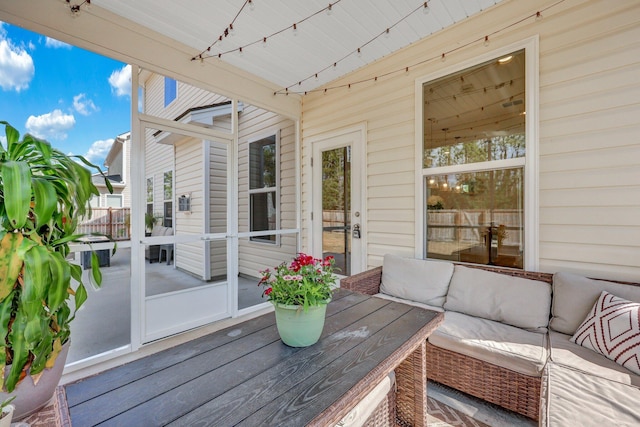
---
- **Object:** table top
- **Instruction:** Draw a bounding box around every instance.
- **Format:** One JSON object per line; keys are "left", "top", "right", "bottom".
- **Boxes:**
{"left": 65, "top": 289, "right": 442, "bottom": 426}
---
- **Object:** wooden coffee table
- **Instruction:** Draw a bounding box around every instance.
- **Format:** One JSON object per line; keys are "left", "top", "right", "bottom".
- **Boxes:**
{"left": 64, "top": 289, "right": 443, "bottom": 426}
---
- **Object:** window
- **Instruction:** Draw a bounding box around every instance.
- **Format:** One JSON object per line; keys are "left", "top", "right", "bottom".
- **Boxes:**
{"left": 106, "top": 194, "right": 123, "bottom": 208}
{"left": 249, "top": 133, "right": 278, "bottom": 243}
{"left": 146, "top": 177, "right": 154, "bottom": 217}
{"left": 163, "top": 171, "right": 173, "bottom": 228}
{"left": 164, "top": 77, "right": 177, "bottom": 107}
{"left": 421, "top": 48, "right": 530, "bottom": 269}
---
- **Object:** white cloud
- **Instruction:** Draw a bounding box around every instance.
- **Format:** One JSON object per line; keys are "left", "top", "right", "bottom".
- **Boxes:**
{"left": 84, "top": 138, "right": 114, "bottom": 165}
{"left": 25, "top": 109, "right": 75, "bottom": 140}
{"left": 0, "top": 38, "right": 35, "bottom": 92}
{"left": 73, "top": 93, "right": 99, "bottom": 116}
{"left": 108, "top": 64, "right": 131, "bottom": 97}
{"left": 0, "top": 135, "right": 6, "bottom": 149}
{"left": 45, "top": 37, "right": 71, "bottom": 49}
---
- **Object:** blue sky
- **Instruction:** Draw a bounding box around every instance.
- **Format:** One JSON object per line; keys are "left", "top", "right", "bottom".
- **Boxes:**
{"left": 0, "top": 21, "right": 130, "bottom": 168}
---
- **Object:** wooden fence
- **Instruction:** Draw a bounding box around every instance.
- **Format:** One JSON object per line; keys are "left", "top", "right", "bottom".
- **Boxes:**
{"left": 78, "top": 207, "right": 131, "bottom": 241}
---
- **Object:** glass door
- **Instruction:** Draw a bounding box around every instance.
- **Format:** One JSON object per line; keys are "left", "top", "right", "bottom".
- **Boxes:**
{"left": 312, "top": 130, "right": 363, "bottom": 277}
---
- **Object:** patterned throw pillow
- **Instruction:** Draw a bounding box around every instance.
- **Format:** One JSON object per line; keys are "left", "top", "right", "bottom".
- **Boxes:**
{"left": 571, "top": 291, "right": 640, "bottom": 375}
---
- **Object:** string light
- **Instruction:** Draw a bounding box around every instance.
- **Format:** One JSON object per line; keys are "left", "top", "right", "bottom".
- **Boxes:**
{"left": 274, "top": 0, "right": 567, "bottom": 95}
{"left": 484, "top": 35, "right": 490, "bottom": 47}
{"left": 423, "top": 2, "right": 430, "bottom": 14}
{"left": 65, "top": 0, "right": 90, "bottom": 16}
{"left": 194, "top": 1, "right": 342, "bottom": 61}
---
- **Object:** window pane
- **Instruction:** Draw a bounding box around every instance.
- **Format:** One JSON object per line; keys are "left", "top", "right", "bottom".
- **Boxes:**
{"left": 249, "top": 136, "right": 276, "bottom": 189}
{"left": 250, "top": 192, "right": 276, "bottom": 242}
{"left": 164, "top": 201, "right": 173, "bottom": 228}
{"left": 164, "top": 77, "right": 177, "bottom": 107}
{"left": 146, "top": 178, "right": 153, "bottom": 202}
{"left": 106, "top": 195, "right": 123, "bottom": 208}
{"left": 426, "top": 168, "right": 524, "bottom": 269}
{"left": 164, "top": 171, "right": 173, "bottom": 200}
{"left": 423, "top": 49, "right": 525, "bottom": 168}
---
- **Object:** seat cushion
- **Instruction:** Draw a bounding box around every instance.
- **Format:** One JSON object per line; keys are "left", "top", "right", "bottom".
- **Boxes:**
{"left": 541, "top": 362, "right": 640, "bottom": 427}
{"left": 549, "top": 331, "right": 640, "bottom": 387}
{"left": 335, "top": 372, "right": 395, "bottom": 427}
{"left": 374, "top": 293, "right": 444, "bottom": 312}
{"left": 550, "top": 271, "right": 640, "bottom": 335}
{"left": 443, "top": 265, "right": 552, "bottom": 333}
{"left": 380, "top": 254, "right": 453, "bottom": 307}
{"left": 428, "top": 311, "right": 548, "bottom": 376}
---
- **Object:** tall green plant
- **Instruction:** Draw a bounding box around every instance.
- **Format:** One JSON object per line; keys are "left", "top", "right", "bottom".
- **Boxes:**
{"left": 0, "top": 121, "right": 111, "bottom": 392}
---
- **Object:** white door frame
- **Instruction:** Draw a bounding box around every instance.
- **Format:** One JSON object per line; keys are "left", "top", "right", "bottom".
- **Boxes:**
{"left": 308, "top": 124, "right": 367, "bottom": 275}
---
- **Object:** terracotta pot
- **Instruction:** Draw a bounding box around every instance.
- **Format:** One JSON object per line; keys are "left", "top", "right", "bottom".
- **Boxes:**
{"left": 0, "top": 341, "right": 70, "bottom": 421}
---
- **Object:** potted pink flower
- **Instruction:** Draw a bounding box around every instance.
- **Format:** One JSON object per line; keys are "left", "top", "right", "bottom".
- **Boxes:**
{"left": 259, "top": 253, "right": 337, "bottom": 347}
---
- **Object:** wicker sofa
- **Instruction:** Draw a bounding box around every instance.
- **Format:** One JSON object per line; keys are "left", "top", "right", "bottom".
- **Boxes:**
{"left": 340, "top": 254, "right": 640, "bottom": 426}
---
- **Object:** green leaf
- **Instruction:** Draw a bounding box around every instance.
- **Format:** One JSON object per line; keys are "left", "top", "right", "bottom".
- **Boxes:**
{"left": 90, "top": 251, "right": 103, "bottom": 287}
{"left": 1, "top": 161, "right": 32, "bottom": 229}
{"left": 74, "top": 283, "right": 87, "bottom": 311}
{"left": 0, "top": 232, "right": 24, "bottom": 302}
{"left": 32, "top": 177, "right": 57, "bottom": 228}
{"left": 48, "top": 252, "right": 70, "bottom": 312}
{"left": 5, "top": 311, "right": 28, "bottom": 392}
{"left": 21, "top": 245, "right": 50, "bottom": 304}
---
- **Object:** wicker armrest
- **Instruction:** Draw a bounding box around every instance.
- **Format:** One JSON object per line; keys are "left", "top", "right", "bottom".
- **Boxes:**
{"left": 340, "top": 266, "right": 383, "bottom": 295}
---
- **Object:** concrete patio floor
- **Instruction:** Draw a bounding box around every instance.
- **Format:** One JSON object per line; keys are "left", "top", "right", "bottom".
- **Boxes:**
{"left": 68, "top": 247, "right": 265, "bottom": 364}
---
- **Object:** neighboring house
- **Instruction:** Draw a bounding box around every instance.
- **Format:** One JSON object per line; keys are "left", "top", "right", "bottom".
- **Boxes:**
{"left": 91, "top": 131, "right": 131, "bottom": 209}
{"left": 84, "top": 131, "right": 131, "bottom": 239}
{"left": 141, "top": 72, "right": 296, "bottom": 281}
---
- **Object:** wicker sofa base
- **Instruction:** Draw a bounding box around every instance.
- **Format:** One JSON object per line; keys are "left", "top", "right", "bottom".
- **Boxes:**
{"left": 425, "top": 342, "right": 541, "bottom": 420}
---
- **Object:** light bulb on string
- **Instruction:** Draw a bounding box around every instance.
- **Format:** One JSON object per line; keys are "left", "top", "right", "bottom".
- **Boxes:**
{"left": 249, "top": 0, "right": 255, "bottom": 11}
{"left": 229, "top": 24, "right": 235, "bottom": 36}
{"left": 292, "top": 23, "right": 298, "bottom": 36}
{"left": 357, "top": 48, "right": 362, "bottom": 58}
{"left": 423, "top": 2, "right": 430, "bottom": 14}
{"left": 484, "top": 35, "right": 490, "bottom": 47}
{"left": 326, "top": 3, "right": 332, "bottom": 16}
{"left": 262, "top": 37, "right": 267, "bottom": 48}
{"left": 384, "top": 28, "right": 390, "bottom": 38}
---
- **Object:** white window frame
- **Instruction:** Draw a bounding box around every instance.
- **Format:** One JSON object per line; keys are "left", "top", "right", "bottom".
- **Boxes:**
{"left": 414, "top": 36, "right": 539, "bottom": 270}
{"left": 248, "top": 130, "right": 280, "bottom": 246}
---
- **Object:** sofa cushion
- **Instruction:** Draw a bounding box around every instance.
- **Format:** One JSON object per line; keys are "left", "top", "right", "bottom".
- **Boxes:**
{"left": 335, "top": 372, "right": 394, "bottom": 427}
{"left": 428, "top": 311, "right": 548, "bottom": 376}
{"left": 550, "top": 272, "right": 640, "bottom": 335}
{"left": 379, "top": 254, "right": 453, "bottom": 307}
{"left": 374, "top": 293, "right": 444, "bottom": 313}
{"left": 443, "top": 265, "right": 552, "bottom": 333}
{"left": 540, "top": 362, "right": 640, "bottom": 427}
{"left": 549, "top": 331, "right": 640, "bottom": 387}
{"left": 570, "top": 291, "right": 640, "bottom": 376}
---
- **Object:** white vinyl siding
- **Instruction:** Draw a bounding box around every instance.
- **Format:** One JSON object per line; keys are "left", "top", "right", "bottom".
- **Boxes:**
{"left": 209, "top": 141, "right": 228, "bottom": 279}
{"left": 301, "top": 0, "right": 640, "bottom": 282}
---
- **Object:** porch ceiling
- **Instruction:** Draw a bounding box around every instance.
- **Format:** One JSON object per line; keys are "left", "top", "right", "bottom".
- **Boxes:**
{"left": 94, "top": 0, "right": 504, "bottom": 94}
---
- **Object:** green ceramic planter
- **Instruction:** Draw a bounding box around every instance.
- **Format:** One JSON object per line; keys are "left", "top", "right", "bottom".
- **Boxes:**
{"left": 273, "top": 302, "right": 329, "bottom": 347}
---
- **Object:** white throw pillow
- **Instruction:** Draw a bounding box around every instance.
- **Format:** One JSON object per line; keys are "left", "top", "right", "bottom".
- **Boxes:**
{"left": 379, "top": 254, "right": 453, "bottom": 307}
{"left": 571, "top": 291, "right": 640, "bottom": 375}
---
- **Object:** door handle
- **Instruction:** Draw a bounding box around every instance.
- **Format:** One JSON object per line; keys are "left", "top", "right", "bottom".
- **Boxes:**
{"left": 352, "top": 224, "right": 361, "bottom": 239}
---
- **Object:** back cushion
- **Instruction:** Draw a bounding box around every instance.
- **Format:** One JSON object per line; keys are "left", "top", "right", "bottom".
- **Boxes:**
{"left": 550, "top": 272, "right": 640, "bottom": 335}
{"left": 380, "top": 254, "right": 454, "bottom": 307}
{"left": 444, "top": 265, "right": 552, "bottom": 333}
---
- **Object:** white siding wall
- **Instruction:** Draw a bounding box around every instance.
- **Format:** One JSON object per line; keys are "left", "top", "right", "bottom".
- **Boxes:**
{"left": 238, "top": 106, "right": 297, "bottom": 278}
{"left": 209, "top": 141, "right": 228, "bottom": 279}
{"left": 301, "top": 0, "right": 640, "bottom": 281}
